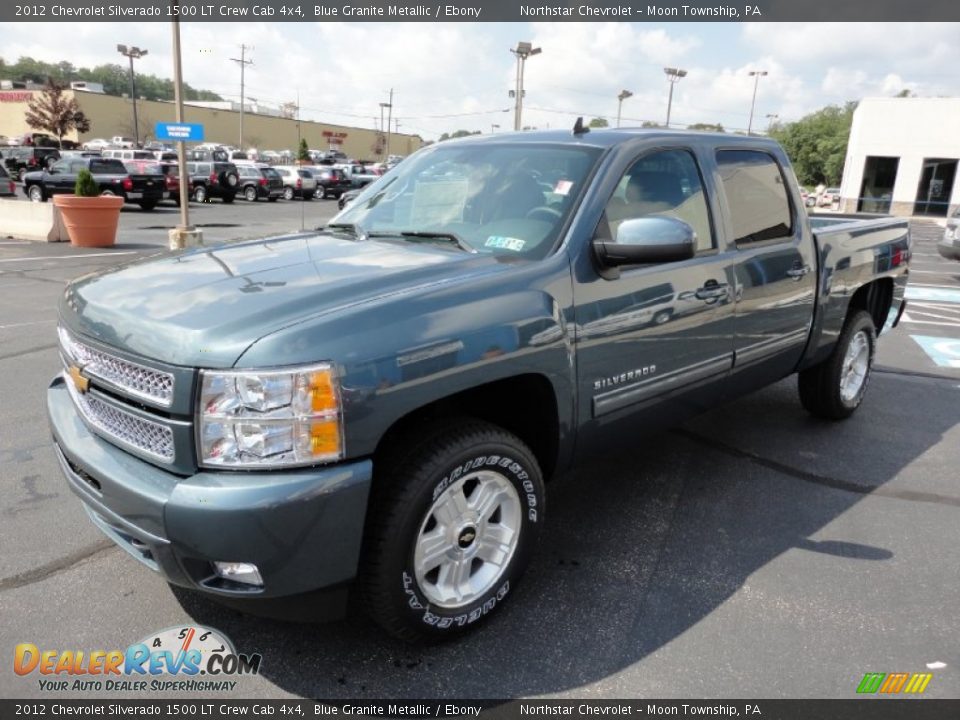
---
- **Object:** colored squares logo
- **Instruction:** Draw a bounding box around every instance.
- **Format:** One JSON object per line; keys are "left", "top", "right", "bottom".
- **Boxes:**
{"left": 857, "top": 672, "right": 933, "bottom": 694}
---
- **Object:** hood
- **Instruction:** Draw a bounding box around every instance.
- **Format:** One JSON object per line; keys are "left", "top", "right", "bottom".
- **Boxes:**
{"left": 61, "top": 232, "right": 511, "bottom": 367}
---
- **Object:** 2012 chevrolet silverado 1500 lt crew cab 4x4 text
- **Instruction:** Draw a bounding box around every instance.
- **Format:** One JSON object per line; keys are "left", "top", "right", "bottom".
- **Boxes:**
{"left": 48, "top": 127, "right": 910, "bottom": 641}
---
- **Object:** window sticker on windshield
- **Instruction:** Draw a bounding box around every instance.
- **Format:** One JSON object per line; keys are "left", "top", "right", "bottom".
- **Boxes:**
{"left": 410, "top": 180, "right": 469, "bottom": 225}
{"left": 485, "top": 236, "right": 526, "bottom": 252}
{"left": 554, "top": 180, "right": 573, "bottom": 196}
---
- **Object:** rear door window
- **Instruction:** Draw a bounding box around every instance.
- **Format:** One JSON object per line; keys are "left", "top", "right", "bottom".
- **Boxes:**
{"left": 715, "top": 150, "right": 793, "bottom": 245}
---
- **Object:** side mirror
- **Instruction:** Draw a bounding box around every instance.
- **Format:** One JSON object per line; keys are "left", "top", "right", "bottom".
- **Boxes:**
{"left": 594, "top": 216, "right": 696, "bottom": 267}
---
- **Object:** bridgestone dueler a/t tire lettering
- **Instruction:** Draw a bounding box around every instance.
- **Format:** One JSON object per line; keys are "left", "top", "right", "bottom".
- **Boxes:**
{"left": 360, "top": 419, "right": 544, "bottom": 642}
{"left": 798, "top": 310, "right": 877, "bottom": 420}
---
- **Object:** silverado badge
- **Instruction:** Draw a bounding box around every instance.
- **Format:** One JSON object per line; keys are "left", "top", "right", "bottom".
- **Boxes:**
{"left": 67, "top": 365, "right": 90, "bottom": 393}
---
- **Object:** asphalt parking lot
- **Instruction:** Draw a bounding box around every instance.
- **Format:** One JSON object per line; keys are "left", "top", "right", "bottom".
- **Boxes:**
{"left": 1, "top": 212, "right": 958, "bottom": 700}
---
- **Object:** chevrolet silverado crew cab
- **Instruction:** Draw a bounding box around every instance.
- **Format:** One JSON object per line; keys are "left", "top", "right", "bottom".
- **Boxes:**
{"left": 48, "top": 127, "right": 910, "bottom": 641}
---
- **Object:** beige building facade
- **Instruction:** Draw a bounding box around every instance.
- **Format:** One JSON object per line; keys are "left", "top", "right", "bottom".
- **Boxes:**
{"left": 0, "top": 89, "right": 422, "bottom": 160}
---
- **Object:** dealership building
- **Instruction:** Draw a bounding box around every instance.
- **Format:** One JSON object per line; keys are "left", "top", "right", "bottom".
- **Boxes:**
{"left": 0, "top": 88, "right": 423, "bottom": 160}
{"left": 840, "top": 97, "right": 959, "bottom": 218}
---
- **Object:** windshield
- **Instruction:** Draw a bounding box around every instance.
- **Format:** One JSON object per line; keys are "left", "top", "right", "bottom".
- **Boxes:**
{"left": 332, "top": 142, "right": 602, "bottom": 260}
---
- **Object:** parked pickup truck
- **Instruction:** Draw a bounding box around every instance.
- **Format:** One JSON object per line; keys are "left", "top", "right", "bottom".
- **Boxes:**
{"left": 48, "top": 128, "right": 910, "bottom": 642}
{"left": 23, "top": 156, "right": 165, "bottom": 210}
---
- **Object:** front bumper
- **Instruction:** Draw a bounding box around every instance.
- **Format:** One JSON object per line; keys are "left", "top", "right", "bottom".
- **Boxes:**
{"left": 938, "top": 235, "right": 960, "bottom": 261}
{"left": 48, "top": 376, "right": 373, "bottom": 613}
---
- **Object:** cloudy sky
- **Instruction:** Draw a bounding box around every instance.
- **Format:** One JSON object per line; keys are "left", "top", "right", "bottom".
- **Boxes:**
{"left": 1, "top": 21, "right": 957, "bottom": 140}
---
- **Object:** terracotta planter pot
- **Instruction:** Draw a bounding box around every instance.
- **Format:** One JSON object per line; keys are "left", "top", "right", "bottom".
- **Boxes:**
{"left": 53, "top": 195, "right": 124, "bottom": 248}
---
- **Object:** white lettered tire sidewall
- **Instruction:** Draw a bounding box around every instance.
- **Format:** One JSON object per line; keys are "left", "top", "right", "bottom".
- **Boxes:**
{"left": 365, "top": 425, "right": 544, "bottom": 641}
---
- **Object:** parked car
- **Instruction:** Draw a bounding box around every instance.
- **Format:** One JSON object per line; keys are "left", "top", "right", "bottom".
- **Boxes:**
{"left": 236, "top": 164, "right": 284, "bottom": 202}
{"left": 0, "top": 164, "right": 15, "bottom": 197}
{"left": 1, "top": 146, "right": 61, "bottom": 180}
{"left": 273, "top": 166, "right": 317, "bottom": 200}
{"left": 184, "top": 160, "right": 240, "bottom": 203}
{"left": 818, "top": 188, "right": 841, "bottom": 207}
{"left": 111, "top": 136, "right": 136, "bottom": 149}
{"left": 23, "top": 156, "right": 165, "bottom": 209}
{"left": 123, "top": 160, "right": 178, "bottom": 203}
{"left": 336, "top": 163, "right": 381, "bottom": 188}
{"left": 938, "top": 207, "right": 960, "bottom": 261}
{"left": 11, "top": 132, "right": 58, "bottom": 147}
{"left": 48, "top": 129, "right": 910, "bottom": 642}
{"left": 309, "top": 166, "right": 351, "bottom": 198}
{"left": 102, "top": 149, "right": 157, "bottom": 162}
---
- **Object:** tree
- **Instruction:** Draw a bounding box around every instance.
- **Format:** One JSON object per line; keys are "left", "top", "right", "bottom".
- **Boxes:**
{"left": 687, "top": 122, "right": 724, "bottom": 132}
{"left": 24, "top": 79, "right": 86, "bottom": 147}
{"left": 588, "top": 117, "right": 609, "bottom": 128}
{"left": 438, "top": 130, "right": 480, "bottom": 141}
{"left": 641, "top": 121, "right": 662, "bottom": 128}
{"left": 71, "top": 111, "right": 91, "bottom": 135}
{"left": 768, "top": 102, "right": 856, "bottom": 186}
{"left": 298, "top": 138, "right": 310, "bottom": 162}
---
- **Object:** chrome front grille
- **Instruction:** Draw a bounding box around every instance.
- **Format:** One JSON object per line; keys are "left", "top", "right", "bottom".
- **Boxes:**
{"left": 59, "top": 326, "right": 174, "bottom": 407}
{"left": 64, "top": 376, "right": 175, "bottom": 463}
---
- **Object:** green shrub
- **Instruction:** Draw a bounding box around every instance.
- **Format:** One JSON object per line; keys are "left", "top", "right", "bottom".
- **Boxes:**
{"left": 74, "top": 168, "right": 99, "bottom": 197}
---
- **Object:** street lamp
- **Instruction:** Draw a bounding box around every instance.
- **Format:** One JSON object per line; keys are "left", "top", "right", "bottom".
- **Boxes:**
{"left": 747, "top": 70, "right": 769, "bottom": 136}
{"left": 379, "top": 101, "right": 391, "bottom": 160}
{"left": 511, "top": 41, "right": 542, "bottom": 131}
{"left": 663, "top": 67, "right": 687, "bottom": 128}
{"left": 116, "top": 44, "right": 148, "bottom": 146}
{"left": 616, "top": 89, "right": 633, "bottom": 128}
{"left": 765, "top": 113, "right": 779, "bottom": 133}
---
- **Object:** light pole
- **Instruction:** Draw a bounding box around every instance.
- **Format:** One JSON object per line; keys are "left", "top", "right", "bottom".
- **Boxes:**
{"left": 116, "top": 44, "right": 148, "bottom": 146}
{"left": 765, "top": 113, "right": 779, "bottom": 133}
{"left": 747, "top": 70, "right": 768, "bottom": 136}
{"left": 663, "top": 67, "right": 686, "bottom": 128}
{"left": 385, "top": 89, "right": 393, "bottom": 158}
{"left": 616, "top": 89, "right": 633, "bottom": 128}
{"left": 230, "top": 45, "right": 253, "bottom": 150}
{"left": 378, "top": 102, "right": 390, "bottom": 160}
{"left": 511, "top": 41, "right": 541, "bottom": 131}
{"left": 491, "top": 123, "right": 500, "bottom": 133}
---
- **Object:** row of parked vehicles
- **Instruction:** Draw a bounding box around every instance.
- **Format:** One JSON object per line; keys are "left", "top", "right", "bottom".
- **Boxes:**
{"left": 11, "top": 147, "right": 392, "bottom": 210}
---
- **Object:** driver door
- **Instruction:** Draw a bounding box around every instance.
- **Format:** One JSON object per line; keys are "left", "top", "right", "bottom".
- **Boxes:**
{"left": 572, "top": 147, "right": 736, "bottom": 451}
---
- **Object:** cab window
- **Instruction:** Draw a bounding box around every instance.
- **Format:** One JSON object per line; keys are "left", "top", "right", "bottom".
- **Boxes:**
{"left": 715, "top": 150, "right": 793, "bottom": 245}
{"left": 604, "top": 149, "right": 715, "bottom": 253}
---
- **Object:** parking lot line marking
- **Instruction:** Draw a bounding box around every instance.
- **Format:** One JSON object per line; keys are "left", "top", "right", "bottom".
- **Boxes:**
{"left": 909, "top": 269, "right": 960, "bottom": 275}
{"left": 910, "top": 283, "right": 960, "bottom": 290}
{"left": 0, "top": 319, "right": 56, "bottom": 330}
{"left": 0, "top": 251, "right": 140, "bottom": 263}
{"left": 0, "top": 241, "right": 31, "bottom": 246}
{"left": 910, "top": 335, "right": 960, "bottom": 368}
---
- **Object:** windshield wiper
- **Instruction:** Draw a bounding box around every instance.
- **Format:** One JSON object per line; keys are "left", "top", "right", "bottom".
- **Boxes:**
{"left": 370, "top": 230, "right": 475, "bottom": 253}
{"left": 322, "top": 222, "right": 367, "bottom": 241}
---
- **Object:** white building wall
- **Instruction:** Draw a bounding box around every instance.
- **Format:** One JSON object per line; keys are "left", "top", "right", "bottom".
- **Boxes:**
{"left": 841, "top": 97, "right": 960, "bottom": 216}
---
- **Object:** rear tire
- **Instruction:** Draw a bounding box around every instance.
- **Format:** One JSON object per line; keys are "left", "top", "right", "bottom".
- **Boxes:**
{"left": 283, "top": 187, "right": 294, "bottom": 201}
{"left": 798, "top": 310, "right": 876, "bottom": 420}
{"left": 244, "top": 186, "right": 258, "bottom": 202}
{"left": 27, "top": 184, "right": 45, "bottom": 202}
{"left": 138, "top": 201, "right": 157, "bottom": 211}
{"left": 221, "top": 193, "right": 235, "bottom": 204}
{"left": 193, "top": 186, "right": 207, "bottom": 203}
{"left": 361, "top": 419, "right": 544, "bottom": 642}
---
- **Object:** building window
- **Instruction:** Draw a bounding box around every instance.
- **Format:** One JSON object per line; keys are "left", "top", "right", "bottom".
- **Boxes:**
{"left": 915, "top": 158, "right": 958, "bottom": 217}
{"left": 858, "top": 156, "right": 899, "bottom": 214}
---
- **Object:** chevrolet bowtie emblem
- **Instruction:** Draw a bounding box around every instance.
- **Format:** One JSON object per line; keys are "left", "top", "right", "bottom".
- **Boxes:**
{"left": 68, "top": 365, "right": 90, "bottom": 393}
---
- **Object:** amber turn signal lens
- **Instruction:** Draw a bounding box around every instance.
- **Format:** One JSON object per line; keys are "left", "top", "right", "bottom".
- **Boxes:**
{"left": 310, "top": 420, "right": 341, "bottom": 456}
{"left": 308, "top": 370, "right": 337, "bottom": 414}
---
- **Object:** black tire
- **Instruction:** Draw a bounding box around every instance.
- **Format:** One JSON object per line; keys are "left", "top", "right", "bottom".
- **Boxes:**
{"left": 361, "top": 418, "right": 544, "bottom": 642}
{"left": 138, "top": 201, "right": 157, "bottom": 211}
{"left": 282, "top": 186, "right": 294, "bottom": 201}
{"left": 652, "top": 310, "right": 673, "bottom": 325}
{"left": 798, "top": 310, "right": 876, "bottom": 420}
{"left": 244, "top": 186, "right": 258, "bottom": 202}
{"left": 193, "top": 185, "right": 207, "bottom": 203}
{"left": 221, "top": 193, "right": 235, "bottom": 204}
{"left": 27, "top": 184, "right": 46, "bottom": 202}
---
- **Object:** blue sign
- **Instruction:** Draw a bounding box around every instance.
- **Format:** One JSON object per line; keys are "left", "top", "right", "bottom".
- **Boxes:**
{"left": 911, "top": 335, "right": 960, "bottom": 369}
{"left": 155, "top": 122, "right": 204, "bottom": 142}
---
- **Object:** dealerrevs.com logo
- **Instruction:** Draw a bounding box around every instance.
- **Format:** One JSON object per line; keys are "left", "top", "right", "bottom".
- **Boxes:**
{"left": 14, "top": 625, "right": 262, "bottom": 692}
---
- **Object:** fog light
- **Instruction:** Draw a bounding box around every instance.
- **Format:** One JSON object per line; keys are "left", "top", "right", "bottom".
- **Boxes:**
{"left": 213, "top": 561, "right": 264, "bottom": 587}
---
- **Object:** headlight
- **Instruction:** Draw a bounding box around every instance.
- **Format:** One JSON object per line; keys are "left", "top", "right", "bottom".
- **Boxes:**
{"left": 198, "top": 363, "right": 342, "bottom": 468}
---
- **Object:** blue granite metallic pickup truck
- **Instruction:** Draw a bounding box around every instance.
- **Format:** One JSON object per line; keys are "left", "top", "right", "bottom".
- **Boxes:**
{"left": 48, "top": 127, "right": 911, "bottom": 641}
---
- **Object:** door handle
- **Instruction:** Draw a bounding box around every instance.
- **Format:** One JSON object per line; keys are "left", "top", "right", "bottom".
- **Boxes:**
{"left": 786, "top": 265, "right": 812, "bottom": 280}
{"left": 695, "top": 283, "right": 729, "bottom": 301}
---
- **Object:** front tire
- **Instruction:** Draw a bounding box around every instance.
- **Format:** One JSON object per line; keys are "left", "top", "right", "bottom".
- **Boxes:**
{"left": 27, "top": 184, "right": 45, "bottom": 202}
{"left": 244, "top": 186, "right": 258, "bottom": 202}
{"left": 798, "top": 310, "right": 876, "bottom": 420}
{"left": 283, "top": 186, "right": 294, "bottom": 201}
{"left": 193, "top": 185, "right": 207, "bottom": 203}
{"left": 361, "top": 419, "right": 544, "bottom": 642}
